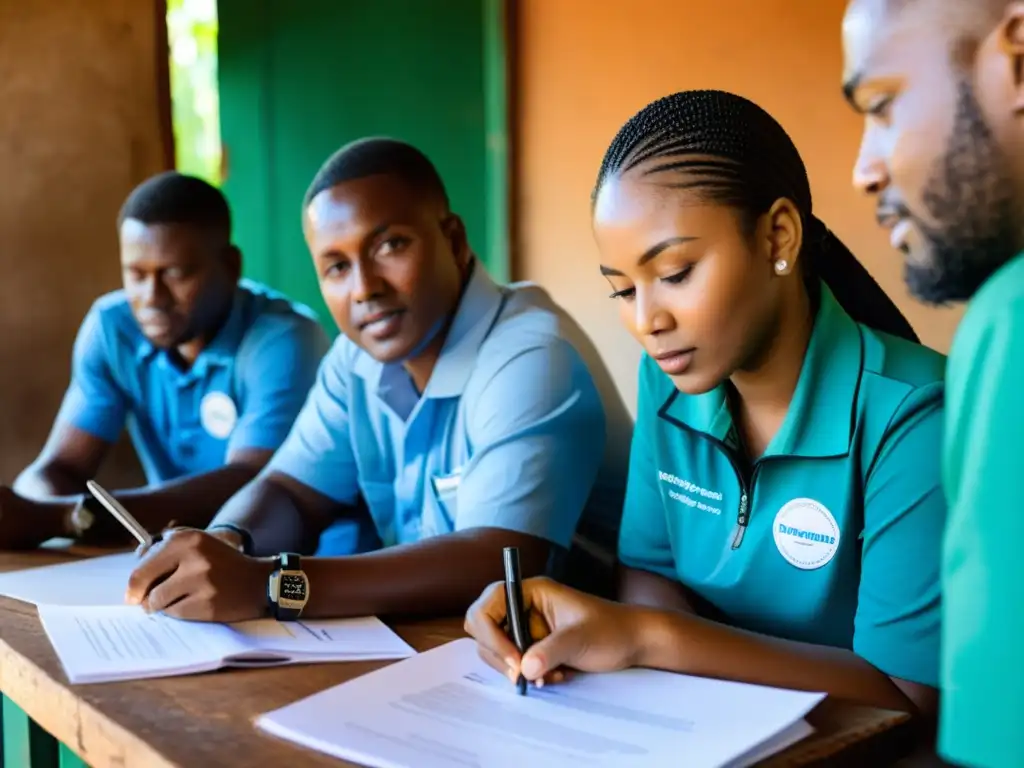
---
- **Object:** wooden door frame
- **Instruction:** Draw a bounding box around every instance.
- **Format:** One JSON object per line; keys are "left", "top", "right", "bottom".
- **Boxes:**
{"left": 484, "top": 0, "right": 513, "bottom": 283}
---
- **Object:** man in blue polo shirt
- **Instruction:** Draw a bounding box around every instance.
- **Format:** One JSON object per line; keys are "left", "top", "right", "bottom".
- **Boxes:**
{"left": 0, "top": 172, "right": 329, "bottom": 549}
{"left": 124, "top": 138, "right": 626, "bottom": 622}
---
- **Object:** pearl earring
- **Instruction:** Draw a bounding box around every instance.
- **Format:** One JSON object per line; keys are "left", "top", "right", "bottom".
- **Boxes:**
{"left": 774, "top": 259, "right": 788, "bottom": 274}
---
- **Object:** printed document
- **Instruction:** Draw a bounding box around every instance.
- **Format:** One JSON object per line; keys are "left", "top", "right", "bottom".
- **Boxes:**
{"left": 38, "top": 604, "right": 415, "bottom": 684}
{"left": 0, "top": 552, "right": 135, "bottom": 606}
{"left": 256, "top": 638, "right": 824, "bottom": 768}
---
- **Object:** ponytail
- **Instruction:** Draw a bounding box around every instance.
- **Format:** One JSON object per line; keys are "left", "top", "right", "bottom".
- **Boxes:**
{"left": 808, "top": 217, "right": 918, "bottom": 342}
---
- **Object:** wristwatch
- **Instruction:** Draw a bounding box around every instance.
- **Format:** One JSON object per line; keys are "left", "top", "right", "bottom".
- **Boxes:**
{"left": 267, "top": 553, "right": 309, "bottom": 621}
{"left": 65, "top": 495, "right": 101, "bottom": 539}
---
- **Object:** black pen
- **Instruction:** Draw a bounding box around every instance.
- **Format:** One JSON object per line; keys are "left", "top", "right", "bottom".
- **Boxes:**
{"left": 503, "top": 546, "right": 532, "bottom": 695}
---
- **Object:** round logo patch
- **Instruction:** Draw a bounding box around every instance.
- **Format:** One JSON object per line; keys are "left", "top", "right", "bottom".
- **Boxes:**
{"left": 773, "top": 498, "right": 840, "bottom": 570}
{"left": 200, "top": 392, "right": 238, "bottom": 440}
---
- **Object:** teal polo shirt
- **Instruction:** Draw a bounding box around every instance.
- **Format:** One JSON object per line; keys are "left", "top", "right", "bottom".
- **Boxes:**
{"left": 619, "top": 285, "right": 947, "bottom": 686}
{"left": 940, "top": 252, "right": 1024, "bottom": 768}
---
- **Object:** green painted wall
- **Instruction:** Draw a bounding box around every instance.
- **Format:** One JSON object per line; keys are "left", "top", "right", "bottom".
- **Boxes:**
{"left": 218, "top": 0, "right": 505, "bottom": 332}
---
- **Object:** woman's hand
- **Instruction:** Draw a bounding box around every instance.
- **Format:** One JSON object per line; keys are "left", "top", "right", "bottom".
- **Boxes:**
{"left": 464, "top": 576, "right": 652, "bottom": 686}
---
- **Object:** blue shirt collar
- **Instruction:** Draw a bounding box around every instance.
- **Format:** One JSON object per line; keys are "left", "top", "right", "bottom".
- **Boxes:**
{"left": 134, "top": 287, "right": 249, "bottom": 378}
{"left": 352, "top": 259, "right": 505, "bottom": 400}
{"left": 423, "top": 261, "right": 505, "bottom": 398}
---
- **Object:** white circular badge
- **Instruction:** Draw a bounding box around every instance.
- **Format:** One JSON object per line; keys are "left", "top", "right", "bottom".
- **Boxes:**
{"left": 200, "top": 392, "right": 238, "bottom": 440}
{"left": 773, "top": 498, "right": 841, "bottom": 570}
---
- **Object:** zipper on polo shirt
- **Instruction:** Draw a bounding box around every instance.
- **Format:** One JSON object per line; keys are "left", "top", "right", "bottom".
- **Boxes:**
{"left": 665, "top": 422, "right": 759, "bottom": 550}
{"left": 657, "top": 391, "right": 770, "bottom": 551}
{"left": 728, "top": 463, "right": 765, "bottom": 549}
{"left": 720, "top": 446, "right": 760, "bottom": 550}
{"left": 732, "top": 491, "right": 749, "bottom": 548}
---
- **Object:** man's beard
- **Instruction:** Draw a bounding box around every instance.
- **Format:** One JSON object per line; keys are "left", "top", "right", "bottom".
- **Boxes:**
{"left": 904, "top": 80, "right": 1019, "bottom": 305}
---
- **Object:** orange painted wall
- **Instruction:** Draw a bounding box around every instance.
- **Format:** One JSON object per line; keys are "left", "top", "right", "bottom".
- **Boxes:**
{"left": 514, "top": 0, "right": 961, "bottom": 412}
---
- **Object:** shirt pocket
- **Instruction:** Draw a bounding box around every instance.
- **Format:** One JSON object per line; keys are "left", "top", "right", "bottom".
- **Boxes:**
{"left": 426, "top": 467, "right": 463, "bottom": 537}
{"left": 357, "top": 479, "right": 396, "bottom": 547}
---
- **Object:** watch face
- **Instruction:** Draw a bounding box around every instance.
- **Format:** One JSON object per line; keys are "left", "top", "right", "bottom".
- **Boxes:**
{"left": 279, "top": 572, "right": 308, "bottom": 603}
{"left": 72, "top": 505, "right": 95, "bottom": 535}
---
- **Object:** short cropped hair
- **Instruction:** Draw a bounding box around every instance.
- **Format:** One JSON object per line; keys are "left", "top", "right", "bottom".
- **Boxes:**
{"left": 118, "top": 171, "right": 231, "bottom": 238}
{"left": 303, "top": 137, "right": 449, "bottom": 209}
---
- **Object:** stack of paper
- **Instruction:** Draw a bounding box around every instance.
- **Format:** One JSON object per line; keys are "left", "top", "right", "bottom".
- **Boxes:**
{"left": 0, "top": 552, "right": 135, "bottom": 606}
{"left": 257, "top": 638, "right": 825, "bottom": 768}
{"left": 38, "top": 604, "right": 415, "bottom": 684}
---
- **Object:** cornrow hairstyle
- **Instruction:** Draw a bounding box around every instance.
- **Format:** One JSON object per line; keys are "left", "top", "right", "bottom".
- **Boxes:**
{"left": 304, "top": 137, "right": 450, "bottom": 210}
{"left": 118, "top": 171, "right": 231, "bottom": 238}
{"left": 594, "top": 90, "right": 918, "bottom": 342}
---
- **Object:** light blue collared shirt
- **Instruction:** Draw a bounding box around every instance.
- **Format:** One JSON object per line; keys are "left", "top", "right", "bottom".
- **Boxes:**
{"left": 268, "top": 262, "right": 615, "bottom": 556}
{"left": 56, "top": 279, "right": 330, "bottom": 483}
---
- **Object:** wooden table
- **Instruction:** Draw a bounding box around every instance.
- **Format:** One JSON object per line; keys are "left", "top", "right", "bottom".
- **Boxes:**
{"left": 0, "top": 549, "right": 916, "bottom": 767}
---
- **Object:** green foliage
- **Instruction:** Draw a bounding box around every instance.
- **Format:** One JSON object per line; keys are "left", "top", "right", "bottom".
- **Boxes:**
{"left": 167, "top": 0, "right": 221, "bottom": 185}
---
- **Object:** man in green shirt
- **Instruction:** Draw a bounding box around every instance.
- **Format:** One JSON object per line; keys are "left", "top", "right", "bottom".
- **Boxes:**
{"left": 843, "top": 1, "right": 1024, "bottom": 765}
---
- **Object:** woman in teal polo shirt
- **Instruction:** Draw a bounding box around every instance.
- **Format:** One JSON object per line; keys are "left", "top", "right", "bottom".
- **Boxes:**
{"left": 465, "top": 90, "right": 946, "bottom": 717}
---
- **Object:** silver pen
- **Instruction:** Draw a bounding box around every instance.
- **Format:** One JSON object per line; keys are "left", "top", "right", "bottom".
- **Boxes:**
{"left": 85, "top": 480, "right": 158, "bottom": 548}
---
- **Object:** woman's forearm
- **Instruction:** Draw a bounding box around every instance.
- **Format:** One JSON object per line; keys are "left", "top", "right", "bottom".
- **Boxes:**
{"left": 618, "top": 566, "right": 697, "bottom": 613}
{"left": 633, "top": 608, "right": 918, "bottom": 713}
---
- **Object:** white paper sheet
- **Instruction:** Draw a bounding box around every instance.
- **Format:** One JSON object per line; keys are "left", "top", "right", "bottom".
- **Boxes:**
{"left": 0, "top": 552, "right": 135, "bottom": 606}
{"left": 724, "top": 720, "right": 815, "bottom": 768}
{"left": 38, "top": 604, "right": 238, "bottom": 683}
{"left": 38, "top": 604, "right": 416, "bottom": 684}
{"left": 230, "top": 616, "right": 416, "bottom": 658}
{"left": 256, "top": 638, "right": 824, "bottom": 768}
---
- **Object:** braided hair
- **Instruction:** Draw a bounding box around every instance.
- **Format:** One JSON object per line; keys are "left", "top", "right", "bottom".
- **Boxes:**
{"left": 593, "top": 90, "right": 918, "bottom": 342}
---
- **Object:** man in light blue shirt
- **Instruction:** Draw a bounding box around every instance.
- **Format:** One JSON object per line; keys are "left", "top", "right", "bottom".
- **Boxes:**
{"left": 125, "top": 139, "right": 626, "bottom": 622}
{"left": 0, "top": 172, "right": 329, "bottom": 549}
